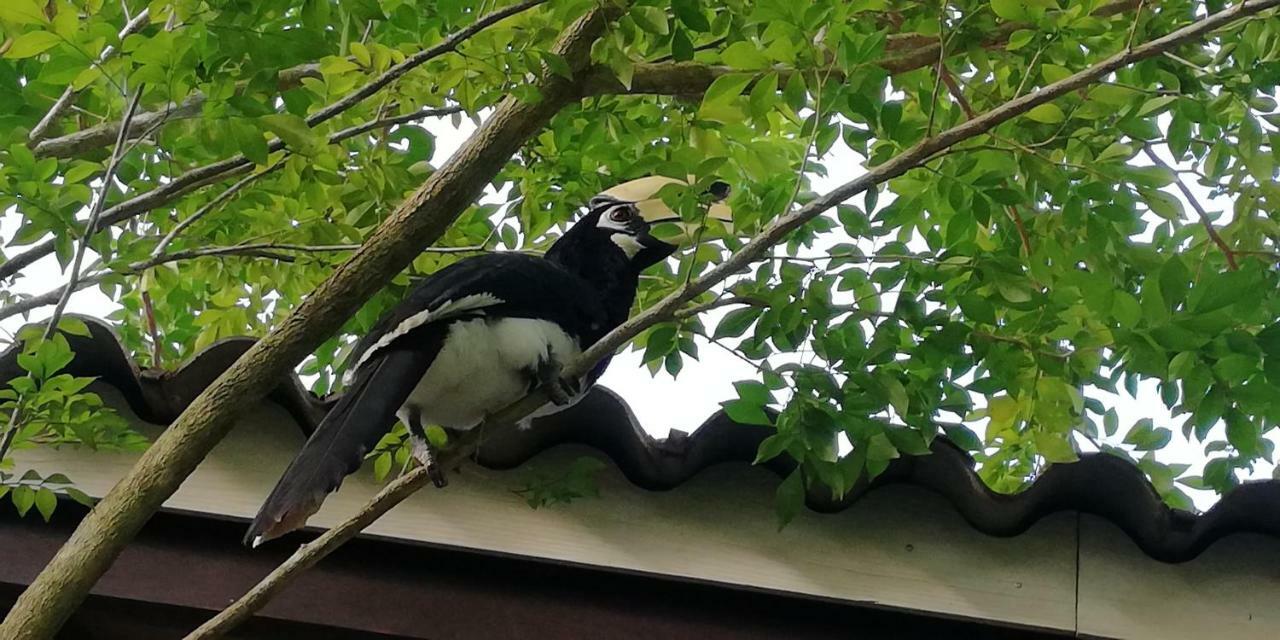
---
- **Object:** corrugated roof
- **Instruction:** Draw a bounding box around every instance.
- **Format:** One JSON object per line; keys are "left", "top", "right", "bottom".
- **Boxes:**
{"left": 2, "top": 315, "right": 1277, "bottom": 563}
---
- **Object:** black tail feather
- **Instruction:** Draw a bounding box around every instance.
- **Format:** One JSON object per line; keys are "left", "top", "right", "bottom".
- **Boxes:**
{"left": 245, "top": 341, "right": 442, "bottom": 546}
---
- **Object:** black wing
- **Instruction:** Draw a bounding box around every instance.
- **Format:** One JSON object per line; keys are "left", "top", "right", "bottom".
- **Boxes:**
{"left": 347, "top": 252, "right": 612, "bottom": 372}
{"left": 247, "top": 253, "right": 611, "bottom": 544}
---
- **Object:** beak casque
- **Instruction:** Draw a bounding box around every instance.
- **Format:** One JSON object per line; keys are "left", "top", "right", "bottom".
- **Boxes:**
{"left": 601, "top": 176, "right": 734, "bottom": 240}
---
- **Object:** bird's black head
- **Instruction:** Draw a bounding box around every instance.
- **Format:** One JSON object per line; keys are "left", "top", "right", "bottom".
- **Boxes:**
{"left": 583, "top": 195, "right": 678, "bottom": 270}
{"left": 546, "top": 196, "right": 677, "bottom": 274}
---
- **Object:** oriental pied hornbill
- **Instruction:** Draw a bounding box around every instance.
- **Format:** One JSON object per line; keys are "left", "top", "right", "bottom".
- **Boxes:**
{"left": 246, "top": 177, "right": 732, "bottom": 546}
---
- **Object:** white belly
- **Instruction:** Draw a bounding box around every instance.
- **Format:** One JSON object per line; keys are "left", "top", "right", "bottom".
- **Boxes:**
{"left": 399, "top": 317, "right": 582, "bottom": 430}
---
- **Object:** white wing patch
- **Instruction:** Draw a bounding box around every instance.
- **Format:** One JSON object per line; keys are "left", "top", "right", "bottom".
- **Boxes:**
{"left": 345, "top": 292, "right": 503, "bottom": 382}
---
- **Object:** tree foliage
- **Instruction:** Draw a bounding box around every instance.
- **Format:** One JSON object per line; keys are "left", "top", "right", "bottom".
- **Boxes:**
{"left": 2, "top": 0, "right": 1279, "bottom": 528}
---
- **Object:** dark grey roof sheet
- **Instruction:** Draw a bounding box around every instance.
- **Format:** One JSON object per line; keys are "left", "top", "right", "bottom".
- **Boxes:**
{"left": 2, "top": 315, "right": 1277, "bottom": 563}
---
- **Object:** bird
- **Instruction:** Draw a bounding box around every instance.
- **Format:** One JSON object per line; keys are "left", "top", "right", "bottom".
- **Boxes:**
{"left": 245, "top": 177, "right": 732, "bottom": 546}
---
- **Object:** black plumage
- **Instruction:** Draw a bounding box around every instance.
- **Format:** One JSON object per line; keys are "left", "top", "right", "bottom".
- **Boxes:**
{"left": 246, "top": 195, "right": 677, "bottom": 544}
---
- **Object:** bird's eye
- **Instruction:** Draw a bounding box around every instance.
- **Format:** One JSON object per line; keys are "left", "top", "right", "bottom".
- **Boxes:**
{"left": 608, "top": 207, "right": 632, "bottom": 223}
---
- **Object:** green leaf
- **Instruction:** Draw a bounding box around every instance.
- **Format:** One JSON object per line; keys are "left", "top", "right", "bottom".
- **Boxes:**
{"left": 775, "top": 468, "right": 805, "bottom": 529}
{"left": 11, "top": 485, "right": 34, "bottom": 517}
{"left": 672, "top": 0, "right": 711, "bottom": 32}
{"left": 1040, "top": 64, "right": 1072, "bottom": 84}
{"left": 62, "top": 487, "right": 95, "bottom": 507}
{"left": 755, "top": 433, "right": 790, "bottom": 464}
{"left": 0, "top": 0, "right": 48, "bottom": 25}
{"left": 748, "top": 72, "right": 778, "bottom": 118}
{"left": 721, "top": 42, "right": 768, "bottom": 69}
{"left": 56, "top": 317, "right": 90, "bottom": 337}
{"left": 1142, "top": 189, "right": 1184, "bottom": 221}
{"left": 722, "top": 399, "right": 772, "bottom": 425}
{"left": 630, "top": 7, "right": 669, "bottom": 35}
{"left": 670, "top": 28, "right": 694, "bottom": 61}
{"left": 1025, "top": 103, "right": 1065, "bottom": 124}
{"left": 884, "top": 426, "right": 931, "bottom": 456}
{"left": 1136, "top": 95, "right": 1177, "bottom": 118}
{"left": 733, "top": 380, "right": 772, "bottom": 406}
{"left": 713, "top": 307, "right": 760, "bottom": 339}
{"left": 34, "top": 488, "right": 56, "bottom": 521}
{"left": 701, "top": 73, "right": 753, "bottom": 107}
{"left": 258, "top": 113, "right": 324, "bottom": 155}
{"left": 1112, "top": 291, "right": 1142, "bottom": 328}
{"left": 1034, "top": 432, "right": 1078, "bottom": 463}
{"left": 5, "top": 31, "right": 62, "bottom": 59}
{"left": 1006, "top": 29, "right": 1036, "bottom": 51}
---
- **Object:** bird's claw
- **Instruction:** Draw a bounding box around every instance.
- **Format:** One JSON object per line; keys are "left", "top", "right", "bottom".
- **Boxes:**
{"left": 410, "top": 436, "right": 448, "bottom": 488}
{"left": 535, "top": 358, "right": 579, "bottom": 406}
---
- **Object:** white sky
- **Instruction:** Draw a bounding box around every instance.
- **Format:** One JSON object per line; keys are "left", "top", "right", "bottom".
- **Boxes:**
{"left": 2, "top": 111, "right": 1274, "bottom": 512}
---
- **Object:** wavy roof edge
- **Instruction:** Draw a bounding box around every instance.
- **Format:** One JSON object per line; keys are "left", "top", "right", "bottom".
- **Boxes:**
{"left": 2, "top": 314, "right": 1278, "bottom": 563}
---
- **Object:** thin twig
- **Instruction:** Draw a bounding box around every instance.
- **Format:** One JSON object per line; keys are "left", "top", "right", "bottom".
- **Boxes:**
{"left": 0, "top": 82, "right": 145, "bottom": 465}
{"left": 939, "top": 68, "right": 1032, "bottom": 256}
{"left": 0, "top": 242, "right": 493, "bottom": 321}
{"left": 42, "top": 91, "right": 145, "bottom": 336}
{"left": 0, "top": 106, "right": 463, "bottom": 282}
{"left": 1126, "top": 0, "right": 1147, "bottom": 51}
{"left": 1141, "top": 146, "right": 1237, "bottom": 269}
{"left": 151, "top": 161, "right": 286, "bottom": 258}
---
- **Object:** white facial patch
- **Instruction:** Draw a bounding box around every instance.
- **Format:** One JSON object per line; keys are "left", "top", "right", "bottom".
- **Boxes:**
{"left": 610, "top": 232, "right": 644, "bottom": 258}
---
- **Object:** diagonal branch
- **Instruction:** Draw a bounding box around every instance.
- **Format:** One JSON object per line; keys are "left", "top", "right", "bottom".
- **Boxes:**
{"left": 181, "top": 1, "right": 1280, "bottom": 635}
{"left": 939, "top": 66, "right": 1032, "bottom": 255}
{"left": 0, "top": 5, "right": 624, "bottom": 638}
{"left": 1141, "top": 146, "right": 1237, "bottom": 269}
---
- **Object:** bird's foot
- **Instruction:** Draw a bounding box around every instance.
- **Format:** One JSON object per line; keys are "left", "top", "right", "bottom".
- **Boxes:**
{"left": 410, "top": 436, "right": 448, "bottom": 488}
{"left": 534, "top": 358, "right": 579, "bottom": 406}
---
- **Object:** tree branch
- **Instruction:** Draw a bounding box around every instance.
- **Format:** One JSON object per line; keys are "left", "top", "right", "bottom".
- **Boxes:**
{"left": 939, "top": 66, "right": 1033, "bottom": 255}
{"left": 581, "top": 0, "right": 1145, "bottom": 97}
{"left": 42, "top": 90, "right": 144, "bottom": 339}
{"left": 0, "top": 5, "right": 623, "bottom": 637}
{"left": 150, "top": 162, "right": 285, "bottom": 259}
{"left": 0, "top": 105, "right": 462, "bottom": 283}
{"left": 0, "top": 241, "right": 491, "bottom": 322}
{"left": 1141, "top": 146, "right": 1237, "bottom": 269}
{"left": 30, "top": 0, "right": 545, "bottom": 159}
{"left": 27, "top": 8, "right": 152, "bottom": 145}
{"left": 179, "top": 2, "right": 1280, "bottom": 635}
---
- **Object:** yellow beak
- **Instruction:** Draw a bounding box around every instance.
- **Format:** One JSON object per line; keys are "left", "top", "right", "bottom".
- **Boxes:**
{"left": 601, "top": 176, "right": 734, "bottom": 238}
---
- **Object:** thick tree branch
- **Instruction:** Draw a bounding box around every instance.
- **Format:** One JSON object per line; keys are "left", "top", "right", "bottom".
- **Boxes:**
{"left": 183, "top": 1, "right": 1277, "bottom": 634}
{"left": 0, "top": 5, "right": 623, "bottom": 638}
